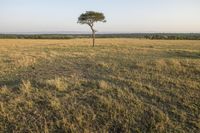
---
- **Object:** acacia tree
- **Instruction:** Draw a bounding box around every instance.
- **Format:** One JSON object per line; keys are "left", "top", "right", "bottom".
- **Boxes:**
{"left": 78, "top": 11, "right": 106, "bottom": 47}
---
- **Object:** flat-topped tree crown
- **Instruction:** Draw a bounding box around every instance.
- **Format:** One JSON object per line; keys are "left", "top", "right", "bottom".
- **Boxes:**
{"left": 78, "top": 11, "right": 106, "bottom": 25}
{"left": 78, "top": 11, "right": 106, "bottom": 47}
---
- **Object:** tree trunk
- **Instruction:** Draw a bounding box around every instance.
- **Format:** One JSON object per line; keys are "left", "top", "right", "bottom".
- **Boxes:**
{"left": 92, "top": 31, "right": 95, "bottom": 47}
{"left": 89, "top": 25, "right": 95, "bottom": 47}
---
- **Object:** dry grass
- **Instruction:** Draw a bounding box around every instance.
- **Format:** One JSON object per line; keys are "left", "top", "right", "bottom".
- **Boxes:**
{"left": 0, "top": 38, "right": 200, "bottom": 132}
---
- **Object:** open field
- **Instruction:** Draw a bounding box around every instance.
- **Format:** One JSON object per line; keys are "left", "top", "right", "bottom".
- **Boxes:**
{"left": 0, "top": 39, "right": 200, "bottom": 132}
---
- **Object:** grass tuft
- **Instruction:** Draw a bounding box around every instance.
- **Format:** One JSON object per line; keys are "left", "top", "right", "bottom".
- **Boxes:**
{"left": 98, "top": 80, "right": 110, "bottom": 89}
{"left": 45, "top": 77, "right": 67, "bottom": 91}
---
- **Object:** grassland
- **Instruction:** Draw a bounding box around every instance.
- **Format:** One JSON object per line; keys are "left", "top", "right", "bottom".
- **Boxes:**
{"left": 0, "top": 39, "right": 200, "bottom": 132}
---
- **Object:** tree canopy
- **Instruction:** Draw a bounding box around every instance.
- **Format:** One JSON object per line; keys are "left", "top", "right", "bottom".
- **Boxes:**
{"left": 78, "top": 11, "right": 106, "bottom": 28}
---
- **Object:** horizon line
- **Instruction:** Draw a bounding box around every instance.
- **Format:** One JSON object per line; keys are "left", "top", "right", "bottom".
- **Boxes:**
{"left": 0, "top": 31, "right": 200, "bottom": 35}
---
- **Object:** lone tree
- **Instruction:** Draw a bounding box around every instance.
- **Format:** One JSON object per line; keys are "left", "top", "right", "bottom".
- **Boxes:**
{"left": 78, "top": 11, "right": 106, "bottom": 47}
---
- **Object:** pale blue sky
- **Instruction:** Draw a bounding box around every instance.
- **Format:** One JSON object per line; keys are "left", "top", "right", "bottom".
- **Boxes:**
{"left": 0, "top": 0, "right": 200, "bottom": 33}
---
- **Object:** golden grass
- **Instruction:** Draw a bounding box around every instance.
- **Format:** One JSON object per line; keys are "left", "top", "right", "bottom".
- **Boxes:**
{"left": 0, "top": 38, "right": 200, "bottom": 132}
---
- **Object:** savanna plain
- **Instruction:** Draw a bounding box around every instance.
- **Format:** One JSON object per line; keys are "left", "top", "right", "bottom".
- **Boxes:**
{"left": 0, "top": 39, "right": 200, "bottom": 132}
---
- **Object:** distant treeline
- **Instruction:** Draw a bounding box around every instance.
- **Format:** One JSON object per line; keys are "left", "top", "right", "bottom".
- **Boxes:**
{"left": 0, "top": 33, "right": 200, "bottom": 40}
